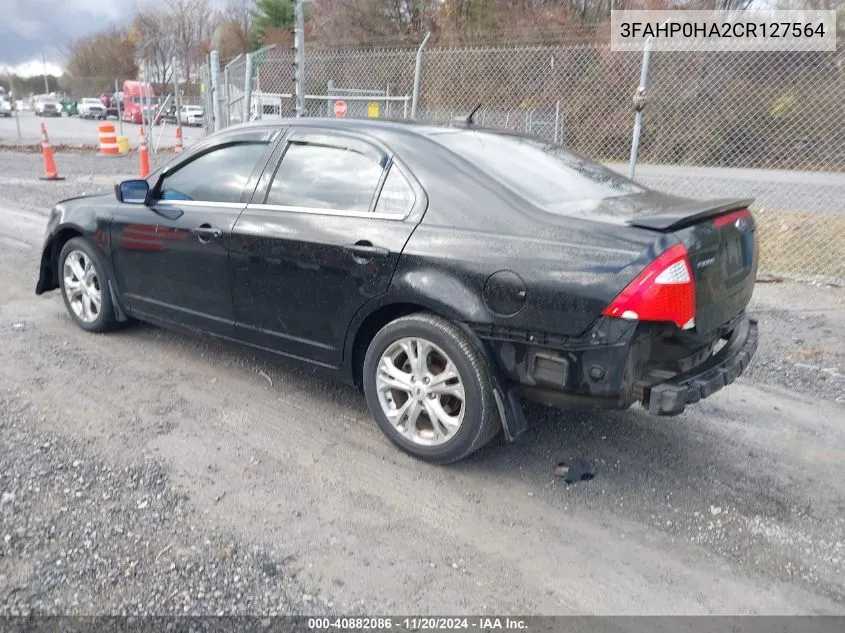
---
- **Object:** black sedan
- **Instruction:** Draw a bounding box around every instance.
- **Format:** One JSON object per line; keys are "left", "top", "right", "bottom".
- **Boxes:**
{"left": 35, "top": 119, "right": 758, "bottom": 463}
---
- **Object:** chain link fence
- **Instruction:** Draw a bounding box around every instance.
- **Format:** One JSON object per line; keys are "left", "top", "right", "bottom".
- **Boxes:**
{"left": 199, "top": 43, "right": 844, "bottom": 282}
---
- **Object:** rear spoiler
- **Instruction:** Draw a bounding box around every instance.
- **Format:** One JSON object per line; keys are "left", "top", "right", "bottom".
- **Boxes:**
{"left": 627, "top": 198, "right": 754, "bottom": 232}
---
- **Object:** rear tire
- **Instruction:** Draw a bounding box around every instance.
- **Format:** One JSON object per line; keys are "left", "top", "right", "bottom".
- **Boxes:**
{"left": 58, "top": 237, "right": 117, "bottom": 333}
{"left": 363, "top": 313, "right": 501, "bottom": 464}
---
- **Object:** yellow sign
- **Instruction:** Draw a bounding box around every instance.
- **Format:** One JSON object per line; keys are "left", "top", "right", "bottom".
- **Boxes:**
{"left": 367, "top": 102, "right": 380, "bottom": 118}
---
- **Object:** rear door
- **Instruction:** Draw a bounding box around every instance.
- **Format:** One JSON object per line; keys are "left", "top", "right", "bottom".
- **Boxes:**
{"left": 230, "top": 128, "right": 425, "bottom": 366}
{"left": 110, "top": 132, "right": 278, "bottom": 334}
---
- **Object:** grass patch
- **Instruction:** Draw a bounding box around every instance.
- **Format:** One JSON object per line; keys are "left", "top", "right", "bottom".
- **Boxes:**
{"left": 754, "top": 207, "right": 845, "bottom": 280}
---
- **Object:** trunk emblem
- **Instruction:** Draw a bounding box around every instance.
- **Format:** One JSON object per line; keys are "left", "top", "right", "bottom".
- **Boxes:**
{"left": 735, "top": 218, "right": 748, "bottom": 231}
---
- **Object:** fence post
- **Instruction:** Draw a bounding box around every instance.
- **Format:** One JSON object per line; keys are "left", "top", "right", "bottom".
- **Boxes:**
{"left": 115, "top": 78, "right": 123, "bottom": 136}
{"left": 223, "top": 67, "right": 230, "bottom": 128}
{"left": 243, "top": 52, "right": 253, "bottom": 122}
{"left": 143, "top": 60, "right": 153, "bottom": 152}
{"left": 294, "top": 0, "right": 306, "bottom": 118}
{"left": 628, "top": 38, "right": 653, "bottom": 180}
{"left": 172, "top": 56, "right": 182, "bottom": 130}
{"left": 326, "top": 79, "right": 334, "bottom": 117}
{"left": 411, "top": 31, "right": 431, "bottom": 119}
{"left": 210, "top": 50, "right": 222, "bottom": 133}
{"left": 554, "top": 100, "right": 560, "bottom": 144}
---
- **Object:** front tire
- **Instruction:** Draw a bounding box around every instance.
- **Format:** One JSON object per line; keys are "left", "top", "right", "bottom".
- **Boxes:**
{"left": 363, "top": 313, "right": 501, "bottom": 464}
{"left": 58, "top": 237, "right": 117, "bottom": 333}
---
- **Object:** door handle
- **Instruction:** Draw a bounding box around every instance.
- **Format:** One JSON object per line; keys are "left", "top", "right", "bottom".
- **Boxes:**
{"left": 343, "top": 241, "right": 389, "bottom": 260}
{"left": 190, "top": 224, "right": 222, "bottom": 244}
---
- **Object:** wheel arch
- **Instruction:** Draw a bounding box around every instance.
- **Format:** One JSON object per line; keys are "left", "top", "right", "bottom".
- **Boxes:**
{"left": 37, "top": 226, "right": 129, "bottom": 323}
{"left": 36, "top": 225, "right": 86, "bottom": 295}
{"left": 343, "top": 266, "right": 494, "bottom": 387}
{"left": 347, "top": 301, "right": 433, "bottom": 389}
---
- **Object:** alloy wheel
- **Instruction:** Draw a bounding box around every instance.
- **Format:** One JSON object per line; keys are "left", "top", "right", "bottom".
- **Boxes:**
{"left": 62, "top": 250, "right": 102, "bottom": 324}
{"left": 375, "top": 337, "right": 466, "bottom": 446}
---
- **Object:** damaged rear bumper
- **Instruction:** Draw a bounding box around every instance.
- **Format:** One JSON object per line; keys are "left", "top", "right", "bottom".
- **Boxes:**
{"left": 474, "top": 314, "right": 758, "bottom": 420}
{"left": 644, "top": 317, "right": 758, "bottom": 415}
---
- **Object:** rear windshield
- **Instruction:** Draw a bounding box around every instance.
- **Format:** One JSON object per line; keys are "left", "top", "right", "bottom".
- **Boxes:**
{"left": 431, "top": 130, "right": 645, "bottom": 207}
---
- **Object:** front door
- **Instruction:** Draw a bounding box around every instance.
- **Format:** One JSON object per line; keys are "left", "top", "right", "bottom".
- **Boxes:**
{"left": 110, "top": 140, "right": 275, "bottom": 334}
{"left": 230, "top": 130, "right": 423, "bottom": 366}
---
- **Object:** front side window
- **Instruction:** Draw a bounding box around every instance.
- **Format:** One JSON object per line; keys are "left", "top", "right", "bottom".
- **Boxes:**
{"left": 266, "top": 141, "right": 384, "bottom": 213}
{"left": 157, "top": 142, "right": 268, "bottom": 203}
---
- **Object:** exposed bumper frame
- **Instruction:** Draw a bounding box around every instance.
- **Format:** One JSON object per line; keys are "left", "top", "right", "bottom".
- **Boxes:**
{"left": 645, "top": 317, "right": 758, "bottom": 416}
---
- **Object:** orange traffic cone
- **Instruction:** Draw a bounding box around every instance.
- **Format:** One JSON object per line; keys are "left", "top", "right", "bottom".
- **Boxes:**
{"left": 39, "top": 122, "right": 65, "bottom": 181}
{"left": 139, "top": 127, "right": 150, "bottom": 178}
{"left": 174, "top": 126, "right": 183, "bottom": 154}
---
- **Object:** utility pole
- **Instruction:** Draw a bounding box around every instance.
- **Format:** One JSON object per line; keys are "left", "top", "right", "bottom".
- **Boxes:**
{"left": 293, "top": 0, "right": 305, "bottom": 118}
{"left": 42, "top": 55, "right": 49, "bottom": 93}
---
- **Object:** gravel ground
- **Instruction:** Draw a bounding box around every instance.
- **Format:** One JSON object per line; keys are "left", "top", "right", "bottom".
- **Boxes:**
{"left": 0, "top": 389, "right": 348, "bottom": 616}
{"left": 0, "top": 150, "right": 844, "bottom": 616}
{"left": 745, "top": 283, "right": 845, "bottom": 404}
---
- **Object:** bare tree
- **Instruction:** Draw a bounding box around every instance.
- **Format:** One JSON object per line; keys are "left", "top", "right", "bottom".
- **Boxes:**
{"left": 65, "top": 28, "right": 139, "bottom": 91}
{"left": 133, "top": 10, "right": 178, "bottom": 83}
{"left": 166, "top": 0, "right": 217, "bottom": 86}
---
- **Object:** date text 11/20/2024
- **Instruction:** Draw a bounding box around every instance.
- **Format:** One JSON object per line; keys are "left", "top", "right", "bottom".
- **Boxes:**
{"left": 307, "top": 617, "right": 529, "bottom": 630}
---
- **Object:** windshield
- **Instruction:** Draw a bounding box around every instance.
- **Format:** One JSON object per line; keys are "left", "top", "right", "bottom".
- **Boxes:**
{"left": 430, "top": 130, "right": 645, "bottom": 208}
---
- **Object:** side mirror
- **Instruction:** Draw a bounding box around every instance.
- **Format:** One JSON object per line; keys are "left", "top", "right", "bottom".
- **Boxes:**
{"left": 115, "top": 179, "right": 150, "bottom": 205}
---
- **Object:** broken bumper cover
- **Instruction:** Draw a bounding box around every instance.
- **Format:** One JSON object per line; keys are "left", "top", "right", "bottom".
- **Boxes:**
{"left": 646, "top": 316, "right": 758, "bottom": 416}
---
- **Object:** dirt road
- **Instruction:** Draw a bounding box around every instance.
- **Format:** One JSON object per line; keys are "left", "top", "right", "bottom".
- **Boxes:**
{"left": 1, "top": 154, "right": 844, "bottom": 615}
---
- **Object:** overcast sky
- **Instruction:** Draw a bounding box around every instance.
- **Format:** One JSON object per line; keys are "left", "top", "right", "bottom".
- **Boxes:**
{"left": 0, "top": 0, "right": 139, "bottom": 75}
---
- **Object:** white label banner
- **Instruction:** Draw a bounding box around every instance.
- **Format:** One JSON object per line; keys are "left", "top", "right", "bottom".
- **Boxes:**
{"left": 610, "top": 10, "right": 837, "bottom": 52}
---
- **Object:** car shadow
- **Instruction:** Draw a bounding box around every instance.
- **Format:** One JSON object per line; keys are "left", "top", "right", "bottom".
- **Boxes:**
{"left": 113, "top": 319, "right": 798, "bottom": 527}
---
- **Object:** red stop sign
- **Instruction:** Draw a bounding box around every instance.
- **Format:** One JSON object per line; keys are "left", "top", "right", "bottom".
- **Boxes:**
{"left": 333, "top": 100, "right": 347, "bottom": 118}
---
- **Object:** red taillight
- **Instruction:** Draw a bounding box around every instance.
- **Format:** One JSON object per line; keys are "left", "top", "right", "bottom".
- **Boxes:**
{"left": 713, "top": 208, "right": 751, "bottom": 228}
{"left": 602, "top": 243, "right": 696, "bottom": 330}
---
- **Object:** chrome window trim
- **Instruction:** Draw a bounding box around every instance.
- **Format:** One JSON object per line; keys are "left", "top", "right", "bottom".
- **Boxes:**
{"left": 246, "top": 203, "right": 408, "bottom": 221}
{"left": 155, "top": 200, "right": 247, "bottom": 210}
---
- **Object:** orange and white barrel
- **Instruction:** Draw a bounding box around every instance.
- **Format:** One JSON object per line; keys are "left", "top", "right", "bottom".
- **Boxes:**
{"left": 97, "top": 123, "right": 119, "bottom": 156}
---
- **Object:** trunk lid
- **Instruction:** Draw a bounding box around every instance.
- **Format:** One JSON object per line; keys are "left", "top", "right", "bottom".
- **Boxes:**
{"left": 629, "top": 198, "right": 758, "bottom": 334}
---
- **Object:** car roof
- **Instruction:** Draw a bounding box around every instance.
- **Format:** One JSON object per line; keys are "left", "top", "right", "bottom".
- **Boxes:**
{"left": 221, "top": 117, "right": 520, "bottom": 144}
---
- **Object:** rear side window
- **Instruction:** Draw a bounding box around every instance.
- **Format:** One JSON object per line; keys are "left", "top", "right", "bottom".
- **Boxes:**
{"left": 374, "top": 165, "right": 415, "bottom": 216}
{"left": 266, "top": 142, "right": 384, "bottom": 213}
{"left": 158, "top": 142, "right": 268, "bottom": 203}
{"left": 431, "top": 131, "right": 644, "bottom": 208}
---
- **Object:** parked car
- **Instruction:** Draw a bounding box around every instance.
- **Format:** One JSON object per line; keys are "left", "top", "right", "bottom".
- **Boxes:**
{"left": 34, "top": 95, "right": 62, "bottom": 117}
{"left": 34, "top": 119, "right": 759, "bottom": 464}
{"left": 180, "top": 105, "right": 204, "bottom": 126}
{"left": 0, "top": 96, "right": 12, "bottom": 117}
{"left": 78, "top": 98, "right": 107, "bottom": 119}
